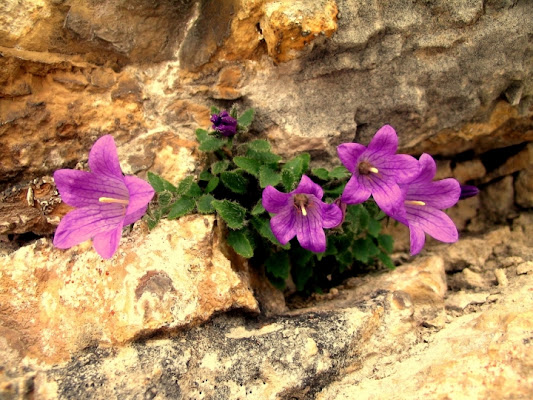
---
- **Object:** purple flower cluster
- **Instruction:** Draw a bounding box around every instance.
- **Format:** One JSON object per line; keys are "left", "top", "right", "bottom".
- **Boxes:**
{"left": 210, "top": 110, "right": 238, "bottom": 137}
{"left": 264, "top": 125, "right": 469, "bottom": 255}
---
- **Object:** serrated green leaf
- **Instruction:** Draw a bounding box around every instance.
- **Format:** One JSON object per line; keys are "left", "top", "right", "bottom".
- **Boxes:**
{"left": 359, "top": 206, "right": 370, "bottom": 230}
{"left": 265, "top": 252, "right": 290, "bottom": 280}
{"left": 147, "top": 172, "right": 177, "bottom": 193}
{"left": 211, "top": 160, "right": 230, "bottom": 175}
{"left": 324, "top": 182, "right": 346, "bottom": 197}
{"left": 157, "top": 191, "right": 173, "bottom": 207}
{"left": 251, "top": 200, "right": 266, "bottom": 215}
{"left": 199, "top": 170, "right": 213, "bottom": 181}
{"left": 246, "top": 149, "right": 282, "bottom": 164}
{"left": 247, "top": 139, "right": 270, "bottom": 152}
{"left": 259, "top": 165, "right": 281, "bottom": 188}
{"left": 212, "top": 200, "right": 247, "bottom": 229}
{"left": 195, "top": 128, "right": 209, "bottom": 142}
{"left": 290, "top": 246, "right": 315, "bottom": 291}
{"left": 199, "top": 136, "right": 226, "bottom": 152}
{"left": 368, "top": 218, "right": 381, "bottom": 237}
{"left": 251, "top": 216, "right": 289, "bottom": 249}
{"left": 196, "top": 194, "right": 215, "bottom": 214}
{"left": 337, "top": 250, "right": 354, "bottom": 270}
{"left": 177, "top": 176, "right": 202, "bottom": 198}
{"left": 168, "top": 197, "right": 195, "bottom": 219}
{"left": 365, "top": 237, "right": 380, "bottom": 257}
{"left": 378, "top": 234, "right": 394, "bottom": 253}
{"left": 237, "top": 108, "right": 254, "bottom": 127}
{"left": 144, "top": 208, "right": 162, "bottom": 231}
{"left": 352, "top": 238, "right": 369, "bottom": 263}
{"left": 329, "top": 166, "right": 350, "bottom": 179}
{"left": 378, "top": 252, "right": 395, "bottom": 269}
{"left": 210, "top": 106, "right": 220, "bottom": 115}
{"left": 234, "top": 156, "right": 261, "bottom": 177}
{"left": 227, "top": 229, "right": 254, "bottom": 258}
{"left": 311, "top": 168, "right": 329, "bottom": 180}
{"left": 220, "top": 171, "right": 249, "bottom": 194}
{"left": 281, "top": 169, "right": 296, "bottom": 191}
{"left": 205, "top": 176, "right": 219, "bottom": 193}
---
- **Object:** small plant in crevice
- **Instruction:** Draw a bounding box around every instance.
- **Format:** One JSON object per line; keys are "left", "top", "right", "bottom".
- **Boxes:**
{"left": 51, "top": 105, "right": 477, "bottom": 294}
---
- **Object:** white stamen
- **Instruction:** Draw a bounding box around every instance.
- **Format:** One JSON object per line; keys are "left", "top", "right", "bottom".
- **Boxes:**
{"left": 99, "top": 197, "right": 129, "bottom": 205}
{"left": 369, "top": 167, "right": 379, "bottom": 173}
{"left": 405, "top": 200, "right": 426, "bottom": 206}
{"left": 301, "top": 206, "right": 307, "bottom": 217}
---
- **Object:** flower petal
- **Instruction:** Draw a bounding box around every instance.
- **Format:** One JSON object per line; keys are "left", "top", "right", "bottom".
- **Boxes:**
{"left": 407, "top": 178, "right": 460, "bottom": 209}
{"left": 337, "top": 143, "right": 367, "bottom": 173}
{"left": 295, "top": 206, "right": 326, "bottom": 253}
{"left": 92, "top": 225, "right": 123, "bottom": 259}
{"left": 370, "top": 178, "right": 404, "bottom": 216}
{"left": 293, "top": 175, "right": 323, "bottom": 199}
{"left": 320, "top": 202, "right": 343, "bottom": 229}
{"left": 88, "top": 135, "right": 124, "bottom": 179}
{"left": 367, "top": 125, "right": 398, "bottom": 154}
{"left": 54, "top": 169, "right": 129, "bottom": 208}
{"left": 263, "top": 185, "right": 291, "bottom": 213}
{"left": 123, "top": 205, "right": 148, "bottom": 227}
{"left": 406, "top": 205, "right": 458, "bottom": 244}
{"left": 341, "top": 175, "right": 371, "bottom": 204}
{"left": 409, "top": 225, "right": 426, "bottom": 255}
{"left": 367, "top": 153, "right": 419, "bottom": 184}
{"left": 270, "top": 208, "right": 297, "bottom": 245}
{"left": 53, "top": 204, "right": 125, "bottom": 249}
{"left": 411, "top": 153, "right": 437, "bottom": 184}
{"left": 124, "top": 176, "right": 155, "bottom": 217}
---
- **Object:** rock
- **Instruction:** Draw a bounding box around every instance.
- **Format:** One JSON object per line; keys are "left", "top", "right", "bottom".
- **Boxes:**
{"left": 0, "top": 216, "right": 258, "bottom": 366}
{"left": 481, "top": 176, "right": 515, "bottom": 222}
{"left": 515, "top": 165, "right": 533, "bottom": 208}
{"left": 452, "top": 159, "right": 486, "bottom": 182}
{"left": 494, "top": 268, "right": 508, "bottom": 287}
{"left": 448, "top": 267, "right": 494, "bottom": 291}
{"left": 445, "top": 291, "right": 490, "bottom": 311}
{"left": 516, "top": 261, "right": 533, "bottom": 275}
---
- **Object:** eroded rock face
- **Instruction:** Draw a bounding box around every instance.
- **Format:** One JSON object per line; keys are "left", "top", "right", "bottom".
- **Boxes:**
{"left": 0, "top": 216, "right": 258, "bottom": 366}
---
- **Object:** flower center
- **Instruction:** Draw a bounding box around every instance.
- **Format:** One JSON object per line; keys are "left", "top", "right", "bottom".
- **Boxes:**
{"left": 358, "top": 161, "right": 379, "bottom": 175}
{"left": 99, "top": 197, "right": 129, "bottom": 205}
{"left": 405, "top": 200, "right": 426, "bottom": 206}
{"left": 293, "top": 194, "right": 310, "bottom": 217}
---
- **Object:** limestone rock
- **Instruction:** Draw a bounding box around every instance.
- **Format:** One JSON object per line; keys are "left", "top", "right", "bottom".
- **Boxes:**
{"left": 515, "top": 165, "right": 533, "bottom": 208}
{"left": 0, "top": 216, "right": 258, "bottom": 366}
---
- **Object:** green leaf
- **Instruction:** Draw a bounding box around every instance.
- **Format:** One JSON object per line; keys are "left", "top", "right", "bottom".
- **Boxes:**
{"left": 358, "top": 205, "right": 370, "bottom": 230}
{"left": 205, "top": 176, "right": 219, "bottom": 193}
{"left": 251, "top": 216, "right": 289, "bottom": 249}
{"left": 199, "top": 170, "right": 214, "bottom": 181}
{"left": 251, "top": 200, "right": 266, "bottom": 215}
{"left": 157, "top": 191, "right": 173, "bottom": 207}
{"left": 365, "top": 237, "right": 380, "bottom": 257}
{"left": 237, "top": 108, "right": 255, "bottom": 127}
{"left": 195, "top": 128, "right": 209, "bottom": 142}
{"left": 329, "top": 166, "right": 350, "bottom": 179}
{"left": 210, "top": 106, "right": 220, "bottom": 115}
{"left": 281, "top": 169, "right": 296, "bottom": 191}
{"left": 324, "top": 182, "right": 346, "bottom": 197}
{"left": 368, "top": 218, "right": 381, "bottom": 237}
{"left": 199, "top": 136, "right": 226, "bottom": 152}
{"left": 352, "top": 238, "right": 369, "bottom": 263}
{"left": 290, "top": 246, "right": 315, "bottom": 291}
{"left": 196, "top": 194, "right": 215, "bottom": 214}
{"left": 378, "top": 252, "right": 395, "bottom": 269}
{"left": 227, "top": 229, "right": 254, "bottom": 258}
{"left": 211, "top": 160, "right": 230, "bottom": 175}
{"left": 246, "top": 149, "right": 282, "bottom": 164}
{"left": 167, "top": 197, "right": 195, "bottom": 219}
{"left": 234, "top": 156, "right": 261, "bottom": 177}
{"left": 247, "top": 139, "right": 270, "bottom": 152}
{"left": 220, "top": 171, "right": 249, "bottom": 194}
{"left": 144, "top": 208, "right": 162, "bottom": 230}
{"left": 147, "top": 172, "right": 177, "bottom": 193}
{"left": 265, "top": 252, "right": 290, "bottom": 280}
{"left": 311, "top": 168, "right": 329, "bottom": 180}
{"left": 212, "top": 200, "right": 247, "bottom": 229}
{"left": 177, "top": 176, "right": 202, "bottom": 198}
{"left": 259, "top": 165, "right": 281, "bottom": 188}
{"left": 378, "top": 234, "right": 394, "bottom": 253}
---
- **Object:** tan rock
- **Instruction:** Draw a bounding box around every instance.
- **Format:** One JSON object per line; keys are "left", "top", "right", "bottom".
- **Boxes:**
{"left": 445, "top": 291, "right": 489, "bottom": 311}
{"left": 0, "top": 216, "right": 258, "bottom": 366}
{"left": 515, "top": 165, "right": 533, "bottom": 208}
{"left": 482, "top": 175, "right": 515, "bottom": 221}
{"left": 516, "top": 261, "right": 533, "bottom": 275}
{"left": 260, "top": 0, "right": 338, "bottom": 63}
{"left": 452, "top": 159, "right": 486, "bottom": 182}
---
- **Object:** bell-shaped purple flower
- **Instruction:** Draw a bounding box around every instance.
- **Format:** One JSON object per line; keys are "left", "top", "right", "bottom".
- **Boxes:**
{"left": 262, "top": 175, "right": 342, "bottom": 253}
{"left": 337, "top": 125, "right": 419, "bottom": 215}
{"left": 387, "top": 153, "right": 461, "bottom": 255}
{"left": 53, "top": 135, "right": 155, "bottom": 259}
{"left": 210, "top": 110, "right": 238, "bottom": 137}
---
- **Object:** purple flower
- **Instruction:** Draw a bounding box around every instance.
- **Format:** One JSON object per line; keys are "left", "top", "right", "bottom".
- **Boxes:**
{"left": 459, "top": 185, "right": 479, "bottom": 199}
{"left": 337, "top": 125, "right": 419, "bottom": 215}
{"left": 387, "top": 153, "right": 461, "bottom": 255}
{"left": 53, "top": 135, "right": 155, "bottom": 259}
{"left": 210, "top": 110, "right": 238, "bottom": 137}
{"left": 262, "top": 175, "right": 343, "bottom": 253}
